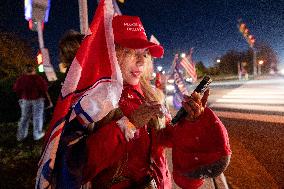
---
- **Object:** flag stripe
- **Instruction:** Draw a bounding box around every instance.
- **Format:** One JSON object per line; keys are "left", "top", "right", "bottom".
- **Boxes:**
{"left": 180, "top": 57, "right": 197, "bottom": 81}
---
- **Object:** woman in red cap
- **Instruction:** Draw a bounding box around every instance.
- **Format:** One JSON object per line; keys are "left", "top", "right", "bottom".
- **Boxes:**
{"left": 52, "top": 15, "right": 231, "bottom": 189}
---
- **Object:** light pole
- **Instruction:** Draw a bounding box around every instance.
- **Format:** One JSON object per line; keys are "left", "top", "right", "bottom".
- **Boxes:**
{"left": 253, "top": 48, "right": 257, "bottom": 76}
{"left": 78, "top": 0, "right": 89, "bottom": 35}
{"left": 258, "top": 60, "right": 264, "bottom": 75}
{"left": 238, "top": 20, "right": 256, "bottom": 78}
{"left": 24, "top": 0, "right": 57, "bottom": 81}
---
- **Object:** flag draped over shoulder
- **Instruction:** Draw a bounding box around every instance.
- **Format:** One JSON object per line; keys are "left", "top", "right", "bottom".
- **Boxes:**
{"left": 180, "top": 48, "right": 197, "bottom": 82}
{"left": 35, "top": 0, "right": 123, "bottom": 188}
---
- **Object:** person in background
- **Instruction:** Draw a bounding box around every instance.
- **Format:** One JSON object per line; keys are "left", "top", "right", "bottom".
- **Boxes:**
{"left": 58, "top": 30, "right": 84, "bottom": 75}
{"left": 13, "top": 63, "right": 52, "bottom": 141}
{"left": 48, "top": 30, "right": 84, "bottom": 112}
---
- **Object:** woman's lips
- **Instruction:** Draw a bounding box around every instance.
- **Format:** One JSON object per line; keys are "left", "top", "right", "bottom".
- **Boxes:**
{"left": 131, "top": 71, "right": 142, "bottom": 77}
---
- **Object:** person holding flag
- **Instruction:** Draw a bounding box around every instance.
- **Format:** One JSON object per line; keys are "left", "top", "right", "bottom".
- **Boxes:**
{"left": 36, "top": 0, "right": 231, "bottom": 189}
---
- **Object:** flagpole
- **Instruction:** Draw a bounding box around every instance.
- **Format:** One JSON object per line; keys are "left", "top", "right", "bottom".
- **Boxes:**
{"left": 168, "top": 54, "right": 179, "bottom": 75}
{"left": 112, "top": 0, "right": 122, "bottom": 14}
{"left": 78, "top": 0, "right": 89, "bottom": 35}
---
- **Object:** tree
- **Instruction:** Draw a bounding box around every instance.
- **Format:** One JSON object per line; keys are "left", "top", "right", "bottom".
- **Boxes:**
{"left": 217, "top": 50, "right": 241, "bottom": 75}
{"left": 0, "top": 32, "right": 34, "bottom": 81}
{"left": 206, "top": 66, "right": 220, "bottom": 76}
{"left": 195, "top": 61, "right": 207, "bottom": 77}
{"left": 255, "top": 42, "right": 279, "bottom": 73}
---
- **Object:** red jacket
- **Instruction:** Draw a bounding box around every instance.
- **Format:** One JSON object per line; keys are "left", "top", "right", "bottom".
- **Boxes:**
{"left": 13, "top": 74, "right": 48, "bottom": 100}
{"left": 83, "top": 84, "right": 172, "bottom": 188}
{"left": 82, "top": 84, "right": 230, "bottom": 189}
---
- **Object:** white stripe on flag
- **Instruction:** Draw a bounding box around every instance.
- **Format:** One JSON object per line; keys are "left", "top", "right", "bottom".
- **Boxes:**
{"left": 180, "top": 57, "right": 197, "bottom": 81}
{"left": 150, "top": 35, "right": 160, "bottom": 45}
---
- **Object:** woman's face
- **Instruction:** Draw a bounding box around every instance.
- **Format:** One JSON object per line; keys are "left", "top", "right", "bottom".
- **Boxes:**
{"left": 116, "top": 45, "right": 152, "bottom": 85}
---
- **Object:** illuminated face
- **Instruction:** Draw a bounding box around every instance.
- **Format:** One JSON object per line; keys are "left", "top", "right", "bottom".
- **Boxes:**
{"left": 116, "top": 46, "right": 151, "bottom": 85}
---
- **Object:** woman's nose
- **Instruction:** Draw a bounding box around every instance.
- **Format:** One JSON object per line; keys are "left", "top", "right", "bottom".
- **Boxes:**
{"left": 136, "top": 54, "right": 146, "bottom": 66}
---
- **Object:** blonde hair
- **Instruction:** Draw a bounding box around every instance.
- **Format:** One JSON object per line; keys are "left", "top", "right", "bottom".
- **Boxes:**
{"left": 140, "top": 54, "right": 166, "bottom": 130}
{"left": 140, "top": 76, "right": 166, "bottom": 130}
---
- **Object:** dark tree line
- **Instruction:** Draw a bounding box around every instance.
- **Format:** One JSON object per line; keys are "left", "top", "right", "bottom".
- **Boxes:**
{"left": 195, "top": 42, "right": 279, "bottom": 77}
{"left": 0, "top": 32, "right": 35, "bottom": 81}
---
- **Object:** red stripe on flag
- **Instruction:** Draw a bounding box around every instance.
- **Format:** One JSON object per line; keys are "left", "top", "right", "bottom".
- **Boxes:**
{"left": 180, "top": 57, "right": 197, "bottom": 82}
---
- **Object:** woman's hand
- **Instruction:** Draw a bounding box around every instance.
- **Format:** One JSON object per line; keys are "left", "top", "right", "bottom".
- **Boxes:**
{"left": 182, "top": 89, "right": 210, "bottom": 122}
{"left": 128, "top": 101, "right": 165, "bottom": 128}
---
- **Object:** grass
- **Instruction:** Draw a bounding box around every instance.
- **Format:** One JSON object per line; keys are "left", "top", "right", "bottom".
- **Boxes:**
{"left": 0, "top": 122, "right": 44, "bottom": 189}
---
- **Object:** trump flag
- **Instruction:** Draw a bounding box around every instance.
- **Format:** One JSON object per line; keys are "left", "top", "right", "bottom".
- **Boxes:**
{"left": 35, "top": 0, "right": 123, "bottom": 188}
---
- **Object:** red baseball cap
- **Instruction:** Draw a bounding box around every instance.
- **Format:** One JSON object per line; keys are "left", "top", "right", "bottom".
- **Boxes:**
{"left": 112, "top": 15, "right": 164, "bottom": 58}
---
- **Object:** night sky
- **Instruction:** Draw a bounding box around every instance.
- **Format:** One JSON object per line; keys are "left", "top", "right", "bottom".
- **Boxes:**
{"left": 1, "top": 0, "right": 284, "bottom": 71}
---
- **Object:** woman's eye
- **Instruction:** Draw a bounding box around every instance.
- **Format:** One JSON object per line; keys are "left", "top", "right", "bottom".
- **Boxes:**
{"left": 143, "top": 52, "right": 150, "bottom": 58}
{"left": 124, "top": 49, "right": 131, "bottom": 53}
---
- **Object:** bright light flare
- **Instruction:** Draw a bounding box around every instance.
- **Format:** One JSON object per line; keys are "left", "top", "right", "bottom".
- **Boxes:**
{"left": 185, "top": 77, "right": 192, "bottom": 82}
{"left": 258, "top": 60, "right": 264, "bottom": 65}
{"left": 38, "top": 64, "right": 44, "bottom": 72}
{"left": 166, "top": 84, "right": 175, "bottom": 92}
{"left": 168, "top": 79, "right": 174, "bottom": 84}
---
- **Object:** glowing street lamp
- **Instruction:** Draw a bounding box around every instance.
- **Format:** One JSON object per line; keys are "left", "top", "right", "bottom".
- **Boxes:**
{"left": 180, "top": 53, "right": 186, "bottom": 58}
{"left": 217, "top": 59, "right": 221, "bottom": 63}
{"left": 258, "top": 60, "right": 264, "bottom": 75}
{"left": 157, "top": 66, "right": 163, "bottom": 72}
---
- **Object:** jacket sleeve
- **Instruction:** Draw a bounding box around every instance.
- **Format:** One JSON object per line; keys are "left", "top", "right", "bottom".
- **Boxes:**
{"left": 83, "top": 118, "right": 127, "bottom": 183}
{"left": 155, "top": 114, "right": 175, "bottom": 148}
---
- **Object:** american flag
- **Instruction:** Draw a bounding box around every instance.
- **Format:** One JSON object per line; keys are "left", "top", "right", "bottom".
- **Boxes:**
{"left": 169, "top": 54, "right": 188, "bottom": 110}
{"left": 180, "top": 48, "right": 197, "bottom": 82}
{"left": 35, "top": 0, "right": 123, "bottom": 188}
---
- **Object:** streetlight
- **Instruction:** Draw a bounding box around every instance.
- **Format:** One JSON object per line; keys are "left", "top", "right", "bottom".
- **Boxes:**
{"left": 157, "top": 66, "right": 163, "bottom": 72}
{"left": 258, "top": 60, "right": 264, "bottom": 75}
{"left": 24, "top": 0, "right": 57, "bottom": 81}
{"left": 238, "top": 20, "right": 257, "bottom": 77}
{"left": 216, "top": 59, "right": 221, "bottom": 63}
{"left": 180, "top": 53, "right": 186, "bottom": 58}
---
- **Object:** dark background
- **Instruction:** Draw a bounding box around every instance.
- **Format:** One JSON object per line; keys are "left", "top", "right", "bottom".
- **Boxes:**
{"left": 0, "top": 0, "right": 283, "bottom": 70}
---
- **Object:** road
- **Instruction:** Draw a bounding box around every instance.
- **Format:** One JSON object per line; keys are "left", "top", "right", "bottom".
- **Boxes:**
{"left": 167, "top": 76, "right": 284, "bottom": 188}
